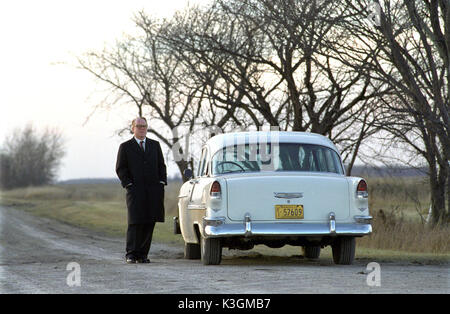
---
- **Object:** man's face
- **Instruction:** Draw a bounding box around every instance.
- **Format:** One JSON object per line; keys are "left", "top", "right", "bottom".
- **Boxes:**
{"left": 132, "top": 118, "right": 148, "bottom": 140}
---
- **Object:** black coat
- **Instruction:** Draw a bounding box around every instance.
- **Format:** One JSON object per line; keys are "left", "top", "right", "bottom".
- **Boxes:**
{"left": 115, "top": 138, "right": 167, "bottom": 224}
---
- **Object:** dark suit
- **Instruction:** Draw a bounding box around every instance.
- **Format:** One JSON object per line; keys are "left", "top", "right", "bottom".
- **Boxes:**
{"left": 116, "top": 137, "right": 167, "bottom": 259}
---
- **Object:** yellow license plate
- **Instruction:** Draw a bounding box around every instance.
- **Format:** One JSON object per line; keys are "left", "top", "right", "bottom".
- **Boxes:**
{"left": 275, "top": 205, "right": 304, "bottom": 219}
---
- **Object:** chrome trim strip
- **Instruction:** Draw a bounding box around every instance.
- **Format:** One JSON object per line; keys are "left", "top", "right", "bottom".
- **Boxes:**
{"left": 274, "top": 192, "right": 303, "bottom": 199}
{"left": 210, "top": 193, "right": 221, "bottom": 199}
{"left": 354, "top": 215, "right": 373, "bottom": 224}
{"left": 187, "top": 204, "right": 207, "bottom": 210}
{"left": 356, "top": 191, "right": 369, "bottom": 199}
{"left": 203, "top": 216, "right": 226, "bottom": 227}
{"left": 204, "top": 222, "right": 372, "bottom": 238}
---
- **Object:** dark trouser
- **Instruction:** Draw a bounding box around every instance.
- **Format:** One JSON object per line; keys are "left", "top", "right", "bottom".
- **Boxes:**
{"left": 126, "top": 222, "right": 156, "bottom": 259}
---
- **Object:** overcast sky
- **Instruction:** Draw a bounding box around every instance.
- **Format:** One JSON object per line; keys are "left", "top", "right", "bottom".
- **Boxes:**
{"left": 0, "top": 0, "right": 210, "bottom": 181}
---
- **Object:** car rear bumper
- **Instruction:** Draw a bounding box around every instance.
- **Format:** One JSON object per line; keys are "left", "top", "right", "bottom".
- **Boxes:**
{"left": 203, "top": 214, "right": 372, "bottom": 238}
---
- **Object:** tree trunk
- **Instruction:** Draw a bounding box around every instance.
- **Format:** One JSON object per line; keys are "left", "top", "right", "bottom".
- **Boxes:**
{"left": 430, "top": 182, "right": 447, "bottom": 226}
{"left": 175, "top": 159, "right": 190, "bottom": 183}
{"left": 429, "top": 165, "right": 448, "bottom": 226}
{"left": 447, "top": 172, "right": 450, "bottom": 223}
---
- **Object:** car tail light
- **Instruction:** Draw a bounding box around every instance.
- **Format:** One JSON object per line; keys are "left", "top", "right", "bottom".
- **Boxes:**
{"left": 356, "top": 180, "right": 368, "bottom": 199}
{"left": 210, "top": 181, "right": 221, "bottom": 198}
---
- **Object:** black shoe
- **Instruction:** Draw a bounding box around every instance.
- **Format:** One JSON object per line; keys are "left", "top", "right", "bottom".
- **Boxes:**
{"left": 126, "top": 256, "right": 137, "bottom": 264}
{"left": 137, "top": 257, "right": 151, "bottom": 264}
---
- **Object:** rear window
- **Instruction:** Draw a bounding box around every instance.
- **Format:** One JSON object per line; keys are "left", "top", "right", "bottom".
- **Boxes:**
{"left": 212, "top": 143, "right": 344, "bottom": 175}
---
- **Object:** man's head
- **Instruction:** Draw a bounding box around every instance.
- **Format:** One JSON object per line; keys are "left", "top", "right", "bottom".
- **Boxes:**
{"left": 131, "top": 117, "right": 148, "bottom": 140}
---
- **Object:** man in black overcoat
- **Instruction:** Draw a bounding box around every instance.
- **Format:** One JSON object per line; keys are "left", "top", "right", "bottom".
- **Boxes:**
{"left": 115, "top": 117, "right": 167, "bottom": 263}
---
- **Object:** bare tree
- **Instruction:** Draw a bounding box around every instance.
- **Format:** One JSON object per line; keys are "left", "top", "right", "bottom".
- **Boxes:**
{"left": 78, "top": 12, "right": 237, "bottom": 181}
{"left": 0, "top": 125, "right": 65, "bottom": 189}
{"left": 161, "top": 0, "right": 389, "bottom": 174}
{"left": 334, "top": 0, "right": 449, "bottom": 225}
{"left": 79, "top": 1, "right": 394, "bottom": 180}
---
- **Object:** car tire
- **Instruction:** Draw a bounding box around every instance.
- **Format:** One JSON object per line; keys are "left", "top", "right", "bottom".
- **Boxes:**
{"left": 184, "top": 242, "right": 201, "bottom": 259}
{"left": 201, "top": 236, "right": 222, "bottom": 265}
{"left": 303, "top": 246, "right": 321, "bottom": 259}
{"left": 332, "top": 237, "right": 355, "bottom": 265}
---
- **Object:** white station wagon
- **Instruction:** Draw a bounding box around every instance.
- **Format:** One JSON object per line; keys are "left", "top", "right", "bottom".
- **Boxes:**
{"left": 175, "top": 131, "right": 372, "bottom": 265}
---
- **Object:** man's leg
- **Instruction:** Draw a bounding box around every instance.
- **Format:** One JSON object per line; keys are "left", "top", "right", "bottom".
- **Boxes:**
{"left": 137, "top": 222, "right": 155, "bottom": 261}
{"left": 126, "top": 224, "right": 139, "bottom": 262}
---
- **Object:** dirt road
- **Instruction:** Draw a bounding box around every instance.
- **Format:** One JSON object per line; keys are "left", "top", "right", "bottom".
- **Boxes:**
{"left": 0, "top": 205, "right": 448, "bottom": 294}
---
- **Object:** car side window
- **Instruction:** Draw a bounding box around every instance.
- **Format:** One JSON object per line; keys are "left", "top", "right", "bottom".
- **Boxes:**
{"left": 196, "top": 149, "right": 205, "bottom": 177}
{"left": 202, "top": 150, "right": 209, "bottom": 176}
{"left": 197, "top": 148, "right": 208, "bottom": 177}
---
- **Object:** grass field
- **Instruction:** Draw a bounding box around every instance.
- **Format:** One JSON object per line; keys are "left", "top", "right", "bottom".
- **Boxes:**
{"left": 363, "top": 177, "right": 449, "bottom": 255}
{"left": 0, "top": 177, "right": 448, "bottom": 263}
{"left": 0, "top": 182, "right": 184, "bottom": 245}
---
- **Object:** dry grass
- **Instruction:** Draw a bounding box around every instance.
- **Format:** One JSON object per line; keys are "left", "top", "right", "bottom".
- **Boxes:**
{"left": 0, "top": 177, "right": 448, "bottom": 256}
{"left": 0, "top": 182, "right": 181, "bottom": 213}
{"left": 0, "top": 182, "right": 184, "bottom": 244}
{"left": 357, "top": 177, "right": 450, "bottom": 254}
{"left": 357, "top": 209, "right": 450, "bottom": 253}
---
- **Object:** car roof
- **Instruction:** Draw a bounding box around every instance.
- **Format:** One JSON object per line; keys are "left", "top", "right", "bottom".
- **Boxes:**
{"left": 205, "top": 131, "right": 339, "bottom": 155}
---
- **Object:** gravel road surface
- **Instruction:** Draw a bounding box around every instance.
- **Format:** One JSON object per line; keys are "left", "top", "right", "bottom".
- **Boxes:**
{"left": 0, "top": 205, "right": 448, "bottom": 294}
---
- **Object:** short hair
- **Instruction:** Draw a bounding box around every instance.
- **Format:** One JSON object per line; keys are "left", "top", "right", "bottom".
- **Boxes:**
{"left": 131, "top": 117, "right": 147, "bottom": 128}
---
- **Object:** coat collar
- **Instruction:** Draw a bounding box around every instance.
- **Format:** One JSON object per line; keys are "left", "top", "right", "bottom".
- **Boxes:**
{"left": 129, "top": 137, "right": 152, "bottom": 155}
{"left": 133, "top": 136, "right": 146, "bottom": 147}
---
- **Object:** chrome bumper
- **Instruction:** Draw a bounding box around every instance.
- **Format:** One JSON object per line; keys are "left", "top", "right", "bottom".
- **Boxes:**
{"left": 203, "top": 214, "right": 372, "bottom": 238}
